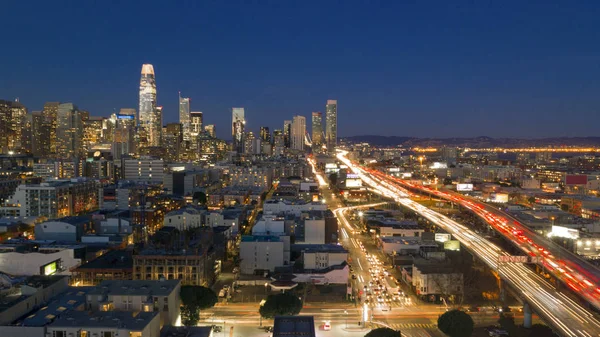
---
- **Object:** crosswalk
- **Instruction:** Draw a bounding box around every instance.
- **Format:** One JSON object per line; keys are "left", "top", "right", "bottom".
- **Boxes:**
{"left": 387, "top": 323, "right": 438, "bottom": 329}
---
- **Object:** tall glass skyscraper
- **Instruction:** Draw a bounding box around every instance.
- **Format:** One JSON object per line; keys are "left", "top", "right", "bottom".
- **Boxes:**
{"left": 291, "top": 115, "right": 306, "bottom": 151}
{"left": 179, "top": 92, "right": 191, "bottom": 141}
{"left": 138, "top": 64, "right": 160, "bottom": 147}
{"left": 325, "top": 99, "right": 337, "bottom": 150}
{"left": 311, "top": 112, "right": 323, "bottom": 147}
{"left": 232, "top": 107, "right": 245, "bottom": 153}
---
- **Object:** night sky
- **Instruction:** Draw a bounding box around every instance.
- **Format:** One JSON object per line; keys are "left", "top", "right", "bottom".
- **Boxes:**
{"left": 2, "top": 1, "right": 600, "bottom": 139}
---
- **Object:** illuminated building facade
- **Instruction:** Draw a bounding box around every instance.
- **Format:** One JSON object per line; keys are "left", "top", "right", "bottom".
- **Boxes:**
{"left": 291, "top": 115, "right": 306, "bottom": 151}
{"left": 179, "top": 93, "right": 191, "bottom": 141}
{"left": 204, "top": 124, "right": 215, "bottom": 138}
{"left": 232, "top": 107, "right": 245, "bottom": 153}
{"left": 83, "top": 116, "right": 104, "bottom": 154}
{"left": 138, "top": 64, "right": 161, "bottom": 148}
{"left": 164, "top": 123, "right": 183, "bottom": 162}
{"left": 114, "top": 109, "right": 137, "bottom": 158}
{"left": 42, "top": 102, "right": 60, "bottom": 156}
{"left": 311, "top": 112, "right": 323, "bottom": 147}
{"left": 56, "top": 103, "right": 83, "bottom": 159}
{"left": 0, "top": 99, "right": 27, "bottom": 154}
{"left": 260, "top": 126, "right": 271, "bottom": 143}
{"left": 325, "top": 99, "right": 337, "bottom": 150}
{"left": 283, "top": 120, "right": 291, "bottom": 148}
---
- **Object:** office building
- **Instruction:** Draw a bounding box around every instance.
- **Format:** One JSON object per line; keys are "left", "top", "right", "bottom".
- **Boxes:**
{"left": 273, "top": 129, "right": 284, "bottom": 155}
{"left": 133, "top": 249, "right": 215, "bottom": 286}
{"left": 56, "top": 103, "right": 83, "bottom": 158}
{"left": 163, "top": 123, "right": 183, "bottom": 162}
{"left": 82, "top": 115, "right": 104, "bottom": 154}
{"left": 232, "top": 107, "right": 245, "bottom": 153}
{"left": 122, "top": 157, "right": 165, "bottom": 183}
{"left": 291, "top": 115, "right": 306, "bottom": 151}
{"left": 325, "top": 99, "right": 337, "bottom": 150}
{"left": 244, "top": 131, "right": 257, "bottom": 154}
{"left": 114, "top": 109, "right": 137, "bottom": 158}
{"left": 179, "top": 92, "right": 191, "bottom": 141}
{"left": 42, "top": 102, "right": 60, "bottom": 156}
{"left": 204, "top": 124, "right": 215, "bottom": 138}
{"left": 138, "top": 64, "right": 161, "bottom": 148}
{"left": 311, "top": 112, "right": 323, "bottom": 147}
{"left": 0, "top": 99, "right": 27, "bottom": 154}
{"left": 260, "top": 126, "right": 271, "bottom": 143}
{"left": 283, "top": 120, "right": 291, "bottom": 148}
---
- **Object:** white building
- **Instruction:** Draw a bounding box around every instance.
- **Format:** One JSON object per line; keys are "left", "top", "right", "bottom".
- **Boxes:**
{"left": 379, "top": 223, "right": 424, "bottom": 238}
{"left": 34, "top": 216, "right": 91, "bottom": 242}
{"left": 98, "top": 217, "right": 133, "bottom": 235}
{"left": 301, "top": 245, "right": 348, "bottom": 270}
{"left": 122, "top": 157, "right": 165, "bottom": 183}
{"left": 378, "top": 237, "right": 438, "bottom": 255}
{"left": 252, "top": 213, "right": 285, "bottom": 235}
{"left": 291, "top": 115, "right": 306, "bottom": 151}
{"left": 302, "top": 218, "right": 325, "bottom": 244}
{"left": 291, "top": 264, "right": 349, "bottom": 285}
{"left": 239, "top": 235, "right": 290, "bottom": 274}
{"left": 412, "top": 263, "right": 463, "bottom": 297}
{"left": 229, "top": 166, "right": 273, "bottom": 190}
{"left": 163, "top": 206, "right": 205, "bottom": 230}
{"left": 0, "top": 244, "right": 82, "bottom": 275}
{"left": 263, "top": 199, "right": 327, "bottom": 217}
{"left": 47, "top": 311, "right": 160, "bottom": 337}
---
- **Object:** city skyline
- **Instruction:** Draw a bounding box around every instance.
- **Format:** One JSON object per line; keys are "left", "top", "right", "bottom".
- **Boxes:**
{"left": 3, "top": 2, "right": 600, "bottom": 138}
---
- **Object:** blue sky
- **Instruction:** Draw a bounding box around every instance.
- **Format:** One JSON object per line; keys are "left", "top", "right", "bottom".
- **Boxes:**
{"left": 2, "top": 1, "right": 600, "bottom": 139}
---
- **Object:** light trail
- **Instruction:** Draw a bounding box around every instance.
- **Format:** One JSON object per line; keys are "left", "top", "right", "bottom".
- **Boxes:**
{"left": 336, "top": 150, "right": 600, "bottom": 337}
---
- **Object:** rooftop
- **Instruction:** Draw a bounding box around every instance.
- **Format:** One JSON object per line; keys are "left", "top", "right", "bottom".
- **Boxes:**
{"left": 75, "top": 250, "right": 133, "bottom": 271}
{"left": 293, "top": 244, "right": 348, "bottom": 254}
{"left": 49, "top": 310, "right": 158, "bottom": 330}
{"left": 241, "top": 235, "right": 282, "bottom": 242}
{"left": 87, "top": 279, "right": 180, "bottom": 297}
{"left": 21, "top": 287, "right": 92, "bottom": 326}
{"left": 160, "top": 326, "right": 212, "bottom": 337}
{"left": 43, "top": 216, "right": 90, "bottom": 226}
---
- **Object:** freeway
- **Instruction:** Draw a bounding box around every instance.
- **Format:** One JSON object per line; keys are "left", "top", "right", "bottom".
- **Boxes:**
{"left": 337, "top": 150, "right": 600, "bottom": 337}
{"left": 385, "top": 178, "right": 600, "bottom": 311}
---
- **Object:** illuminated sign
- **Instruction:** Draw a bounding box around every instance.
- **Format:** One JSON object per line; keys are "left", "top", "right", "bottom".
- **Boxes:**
{"left": 430, "top": 162, "right": 447, "bottom": 169}
{"left": 548, "top": 225, "right": 579, "bottom": 240}
{"left": 435, "top": 233, "right": 451, "bottom": 243}
{"left": 116, "top": 114, "right": 135, "bottom": 120}
{"left": 43, "top": 261, "right": 57, "bottom": 275}
{"left": 443, "top": 240, "right": 460, "bottom": 251}
{"left": 456, "top": 183, "right": 474, "bottom": 191}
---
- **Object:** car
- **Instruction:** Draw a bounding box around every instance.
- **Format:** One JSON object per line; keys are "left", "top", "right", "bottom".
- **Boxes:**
{"left": 212, "top": 325, "right": 223, "bottom": 333}
{"left": 322, "top": 322, "right": 332, "bottom": 331}
{"left": 351, "top": 274, "right": 357, "bottom": 279}
{"left": 264, "top": 326, "right": 273, "bottom": 332}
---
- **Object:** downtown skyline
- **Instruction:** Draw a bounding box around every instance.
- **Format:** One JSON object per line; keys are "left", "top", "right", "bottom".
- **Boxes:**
{"left": 2, "top": 1, "right": 600, "bottom": 138}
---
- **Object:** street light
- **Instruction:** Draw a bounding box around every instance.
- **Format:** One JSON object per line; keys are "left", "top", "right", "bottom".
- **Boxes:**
{"left": 344, "top": 310, "right": 348, "bottom": 328}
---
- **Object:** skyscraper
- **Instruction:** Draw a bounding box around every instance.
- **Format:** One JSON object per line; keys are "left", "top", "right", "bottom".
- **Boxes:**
{"left": 204, "top": 125, "right": 216, "bottom": 138}
{"left": 31, "top": 111, "right": 51, "bottom": 157}
{"left": 311, "top": 112, "right": 323, "bottom": 147}
{"left": 291, "top": 115, "right": 306, "bottom": 151}
{"left": 56, "top": 103, "right": 83, "bottom": 158}
{"left": 42, "top": 102, "right": 60, "bottom": 156}
{"left": 114, "top": 109, "right": 136, "bottom": 158}
{"left": 138, "top": 64, "right": 160, "bottom": 148}
{"left": 283, "top": 120, "right": 292, "bottom": 148}
{"left": 260, "top": 126, "right": 271, "bottom": 143}
{"left": 232, "top": 108, "right": 245, "bottom": 153}
{"left": 179, "top": 92, "right": 191, "bottom": 141}
{"left": 190, "top": 111, "right": 203, "bottom": 134}
{"left": 325, "top": 99, "right": 337, "bottom": 150}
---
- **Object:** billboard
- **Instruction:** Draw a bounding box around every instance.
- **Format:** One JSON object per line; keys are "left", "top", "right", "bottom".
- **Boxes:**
{"left": 549, "top": 225, "right": 579, "bottom": 239}
{"left": 565, "top": 175, "right": 588, "bottom": 185}
{"left": 444, "top": 240, "right": 460, "bottom": 251}
{"left": 488, "top": 193, "right": 509, "bottom": 203}
{"left": 456, "top": 183, "right": 474, "bottom": 191}
{"left": 401, "top": 173, "right": 412, "bottom": 179}
{"left": 435, "top": 233, "right": 451, "bottom": 243}
{"left": 43, "top": 261, "right": 57, "bottom": 276}
{"left": 116, "top": 114, "right": 135, "bottom": 120}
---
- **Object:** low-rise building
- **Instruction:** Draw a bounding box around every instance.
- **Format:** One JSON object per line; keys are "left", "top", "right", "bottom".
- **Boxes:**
{"left": 47, "top": 311, "right": 160, "bottom": 337}
{"left": 34, "top": 216, "right": 92, "bottom": 242}
{"left": 412, "top": 262, "right": 463, "bottom": 302}
{"left": 70, "top": 250, "right": 133, "bottom": 286}
{"left": 86, "top": 279, "right": 181, "bottom": 327}
{"left": 263, "top": 199, "right": 327, "bottom": 217}
{"left": 0, "top": 243, "right": 83, "bottom": 276}
{"left": 133, "top": 249, "right": 216, "bottom": 287}
{"left": 297, "top": 244, "right": 348, "bottom": 270}
{"left": 239, "top": 235, "right": 290, "bottom": 275}
{"left": 163, "top": 206, "right": 206, "bottom": 230}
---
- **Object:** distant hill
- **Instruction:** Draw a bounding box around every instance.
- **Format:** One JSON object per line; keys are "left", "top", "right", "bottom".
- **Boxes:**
{"left": 343, "top": 136, "right": 600, "bottom": 148}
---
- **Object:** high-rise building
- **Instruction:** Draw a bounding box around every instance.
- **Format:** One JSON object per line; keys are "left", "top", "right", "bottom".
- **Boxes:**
{"left": 232, "top": 108, "right": 245, "bottom": 153}
{"left": 82, "top": 116, "right": 104, "bottom": 153}
{"left": 179, "top": 92, "right": 191, "bottom": 141}
{"left": 260, "top": 126, "right": 271, "bottom": 143}
{"left": 138, "top": 64, "right": 161, "bottom": 148}
{"left": 204, "top": 124, "right": 216, "bottom": 138}
{"left": 291, "top": 115, "right": 306, "bottom": 151}
{"left": 272, "top": 129, "right": 284, "bottom": 156}
{"left": 0, "top": 99, "right": 27, "bottom": 154}
{"left": 42, "top": 102, "right": 60, "bottom": 156}
{"left": 244, "top": 131, "right": 257, "bottom": 154}
{"left": 164, "top": 123, "right": 183, "bottom": 162}
{"left": 325, "top": 99, "right": 337, "bottom": 150}
{"left": 114, "top": 109, "right": 136, "bottom": 158}
{"left": 31, "top": 112, "right": 51, "bottom": 157}
{"left": 283, "top": 120, "right": 292, "bottom": 148}
{"left": 311, "top": 112, "right": 323, "bottom": 147}
{"left": 190, "top": 111, "right": 203, "bottom": 134}
{"left": 102, "top": 113, "right": 117, "bottom": 143}
{"left": 56, "top": 103, "right": 83, "bottom": 158}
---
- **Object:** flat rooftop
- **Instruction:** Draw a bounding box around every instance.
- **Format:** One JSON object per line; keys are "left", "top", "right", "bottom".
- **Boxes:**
{"left": 21, "top": 287, "right": 93, "bottom": 326}
{"left": 75, "top": 250, "right": 133, "bottom": 271}
{"left": 273, "top": 315, "right": 316, "bottom": 337}
{"left": 88, "top": 279, "right": 180, "bottom": 297}
{"left": 160, "top": 326, "right": 212, "bottom": 337}
{"left": 49, "top": 311, "right": 158, "bottom": 330}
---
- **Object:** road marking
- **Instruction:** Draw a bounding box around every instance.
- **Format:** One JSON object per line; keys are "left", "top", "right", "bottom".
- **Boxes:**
{"left": 357, "top": 257, "right": 364, "bottom": 271}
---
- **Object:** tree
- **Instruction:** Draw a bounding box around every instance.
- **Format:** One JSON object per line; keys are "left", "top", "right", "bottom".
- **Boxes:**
{"left": 259, "top": 292, "right": 303, "bottom": 319}
{"left": 180, "top": 286, "right": 218, "bottom": 326}
{"left": 527, "top": 196, "right": 536, "bottom": 204}
{"left": 193, "top": 191, "right": 207, "bottom": 205}
{"left": 442, "top": 177, "right": 453, "bottom": 185}
{"left": 329, "top": 173, "right": 338, "bottom": 187}
{"left": 560, "top": 204, "right": 569, "bottom": 212}
{"left": 528, "top": 324, "right": 559, "bottom": 337}
{"left": 437, "top": 309, "right": 474, "bottom": 337}
{"left": 497, "top": 313, "right": 518, "bottom": 336}
{"left": 364, "top": 327, "right": 401, "bottom": 337}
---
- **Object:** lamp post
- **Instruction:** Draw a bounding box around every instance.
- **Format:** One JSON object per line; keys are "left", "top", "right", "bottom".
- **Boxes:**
{"left": 344, "top": 310, "right": 348, "bottom": 329}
